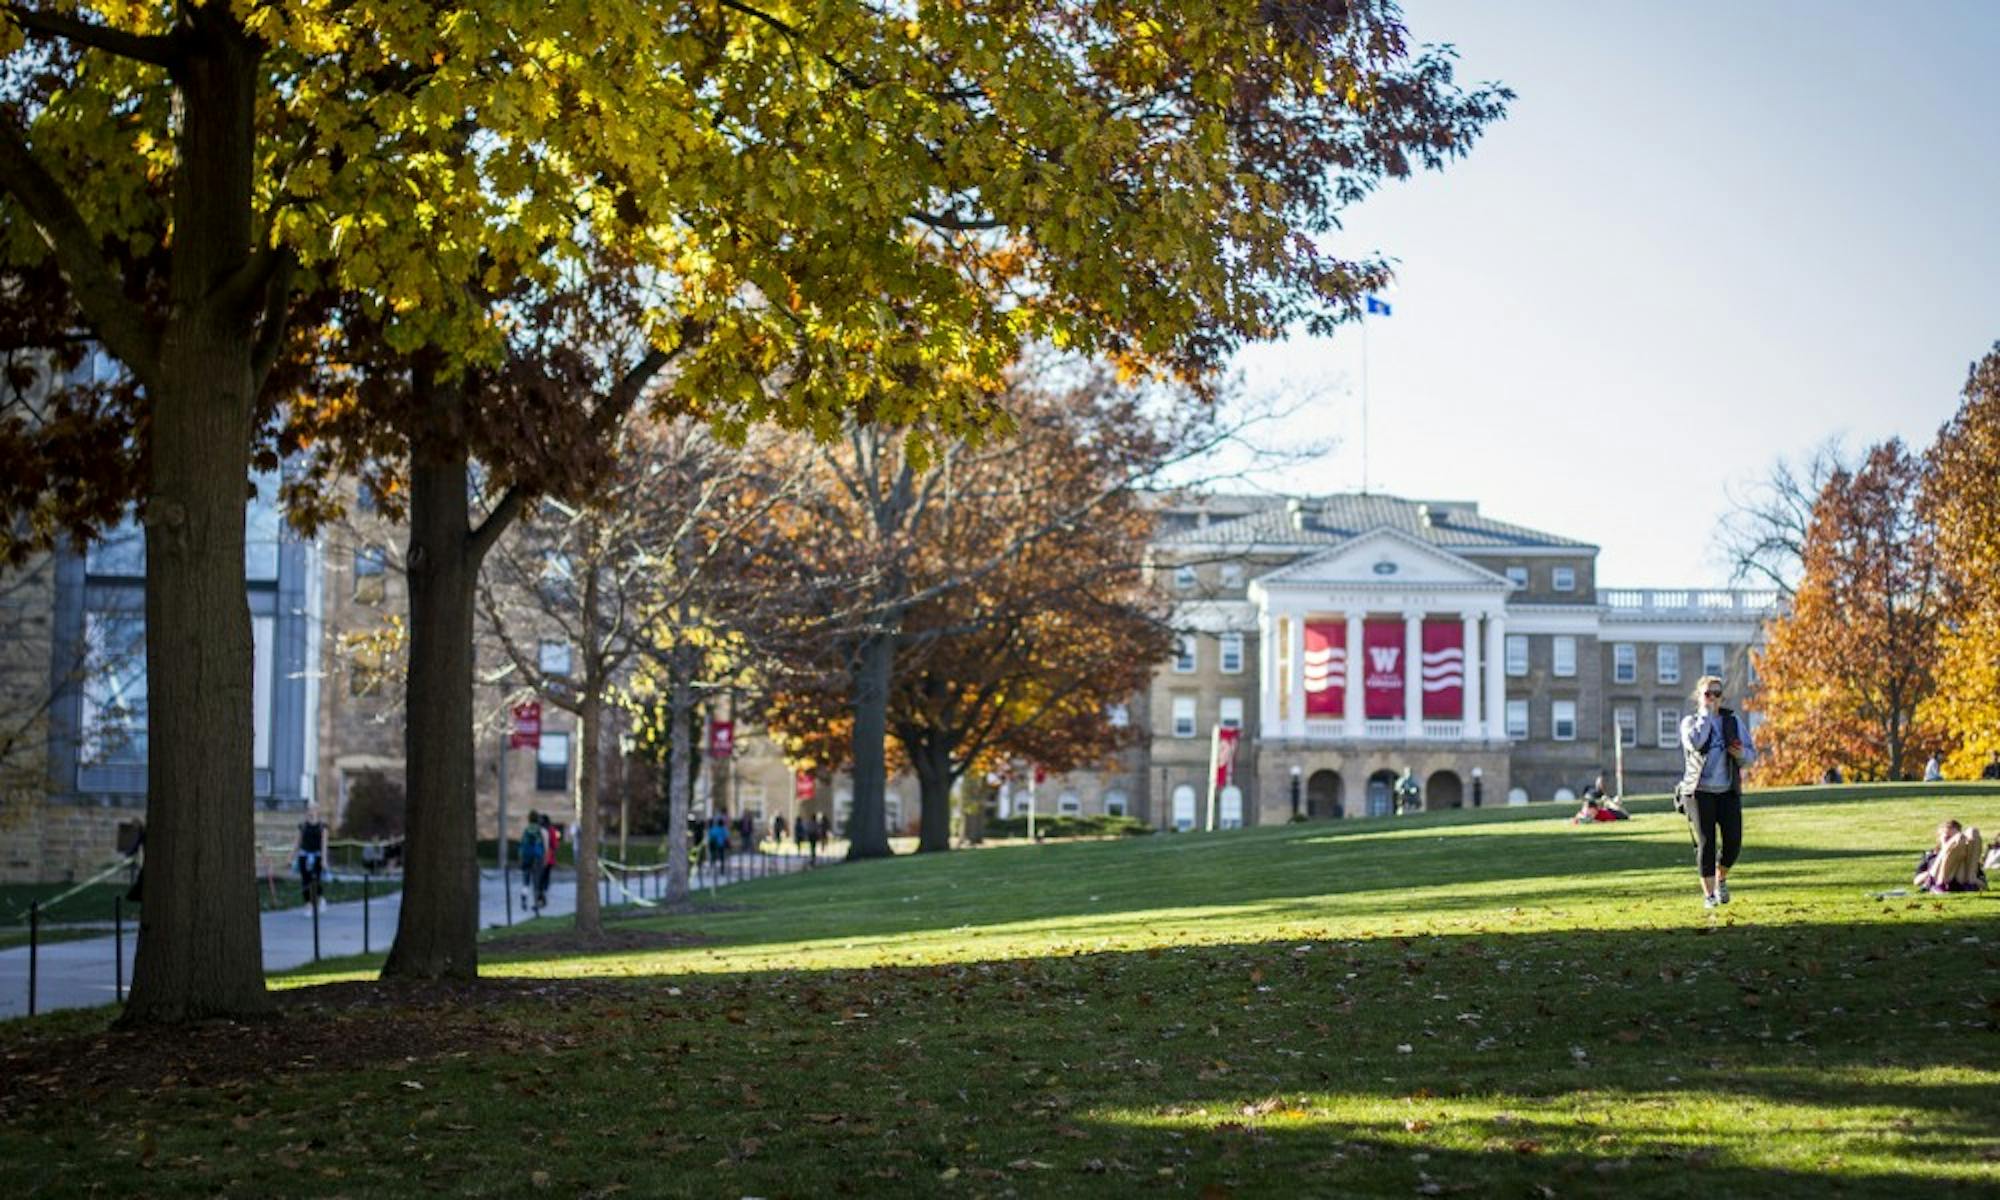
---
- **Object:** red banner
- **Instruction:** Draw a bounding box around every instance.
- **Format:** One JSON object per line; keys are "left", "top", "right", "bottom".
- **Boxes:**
{"left": 1303, "top": 620, "right": 1346, "bottom": 717}
{"left": 1213, "top": 726, "right": 1241, "bottom": 790}
{"left": 708, "top": 719, "right": 735, "bottom": 759}
{"left": 1422, "top": 620, "right": 1465, "bottom": 719}
{"left": 794, "top": 771, "right": 816, "bottom": 801}
{"left": 508, "top": 701, "right": 542, "bottom": 749}
{"left": 1363, "top": 619, "right": 1404, "bottom": 719}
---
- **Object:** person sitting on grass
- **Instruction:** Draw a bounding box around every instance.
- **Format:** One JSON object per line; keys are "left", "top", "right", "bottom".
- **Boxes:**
{"left": 1570, "top": 797, "right": 1627, "bottom": 824}
{"left": 1985, "top": 832, "right": 2000, "bottom": 876}
{"left": 1914, "top": 820, "right": 1987, "bottom": 894}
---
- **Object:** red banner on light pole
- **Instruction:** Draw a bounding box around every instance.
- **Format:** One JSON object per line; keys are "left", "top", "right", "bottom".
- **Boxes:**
{"left": 1213, "top": 726, "right": 1241, "bottom": 790}
{"left": 794, "top": 771, "right": 817, "bottom": 801}
{"left": 708, "top": 719, "right": 735, "bottom": 758}
{"left": 508, "top": 701, "right": 542, "bottom": 749}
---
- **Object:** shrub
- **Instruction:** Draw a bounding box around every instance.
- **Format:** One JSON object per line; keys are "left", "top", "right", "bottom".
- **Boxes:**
{"left": 983, "top": 814, "right": 1152, "bottom": 840}
{"left": 340, "top": 772, "right": 406, "bottom": 840}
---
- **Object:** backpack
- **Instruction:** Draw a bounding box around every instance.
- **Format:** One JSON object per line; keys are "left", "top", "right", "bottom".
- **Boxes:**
{"left": 519, "top": 826, "right": 544, "bottom": 868}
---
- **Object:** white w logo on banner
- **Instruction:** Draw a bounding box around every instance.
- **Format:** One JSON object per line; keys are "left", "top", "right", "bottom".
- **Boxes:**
{"left": 1368, "top": 647, "right": 1400, "bottom": 673}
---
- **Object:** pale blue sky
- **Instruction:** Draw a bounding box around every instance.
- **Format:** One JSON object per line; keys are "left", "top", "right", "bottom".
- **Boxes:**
{"left": 1233, "top": 0, "right": 2000, "bottom": 586}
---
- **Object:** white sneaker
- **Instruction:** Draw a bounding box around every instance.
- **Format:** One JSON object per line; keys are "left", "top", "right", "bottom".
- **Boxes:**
{"left": 1703, "top": 893, "right": 1720, "bottom": 909}
{"left": 1716, "top": 882, "right": 1731, "bottom": 905}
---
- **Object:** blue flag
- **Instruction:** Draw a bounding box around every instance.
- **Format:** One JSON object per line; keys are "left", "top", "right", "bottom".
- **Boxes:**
{"left": 1365, "top": 295, "right": 1392, "bottom": 317}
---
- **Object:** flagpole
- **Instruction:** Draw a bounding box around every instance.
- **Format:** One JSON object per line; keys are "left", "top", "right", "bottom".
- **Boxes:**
{"left": 1360, "top": 310, "right": 1370, "bottom": 495}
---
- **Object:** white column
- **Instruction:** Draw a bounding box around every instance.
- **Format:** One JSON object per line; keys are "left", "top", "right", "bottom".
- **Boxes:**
{"left": 1289, "top": 611, "right": 1307, "bottom": 737}
{"left": 1258, "top": 612, "right": 1277, "bottom": 737}
{"left": 1343, "top": 610, "right": 1364, "bottom": 732}
{"left": 1403, "top": 610, "right": 1423, "bottom": 733}
{"left": 1484, "top": 610, "right": 1507, "bottom": 741}
{"left": 1461, "top": 612, "right": 1481, "bottom": 729}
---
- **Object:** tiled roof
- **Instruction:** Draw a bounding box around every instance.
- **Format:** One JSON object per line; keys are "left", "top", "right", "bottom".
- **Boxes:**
{"left": 1155, "top": 493, "right": 1594, "bottom": 551}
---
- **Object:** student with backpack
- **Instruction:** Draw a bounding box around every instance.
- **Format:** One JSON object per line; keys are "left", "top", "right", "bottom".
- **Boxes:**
{"left": 518, "top": 811, "right": 547, "bottom": 913}
{"left": 1675, "top": 674, "right": 1755, "bottom": 909}
{"left": 537, "top": 813, "right": 561, "bottom": 910}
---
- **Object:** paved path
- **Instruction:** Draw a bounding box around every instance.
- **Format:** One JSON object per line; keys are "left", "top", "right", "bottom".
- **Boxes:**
{"left": 0, "top": 869, "right": 578, "bottom": 1020}
{"left": 0, "top": 851, "right": 820, "bottom": 1020}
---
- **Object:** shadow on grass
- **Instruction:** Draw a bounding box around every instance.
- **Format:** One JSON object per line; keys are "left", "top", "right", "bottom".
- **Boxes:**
{"left": 11, "top": 914, "right": 1995, "bottom": 1200}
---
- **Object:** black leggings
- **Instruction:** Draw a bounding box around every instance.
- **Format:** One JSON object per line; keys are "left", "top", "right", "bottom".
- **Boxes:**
{"left": 1688, "top": 789, "right": 1742, "bottom": 878}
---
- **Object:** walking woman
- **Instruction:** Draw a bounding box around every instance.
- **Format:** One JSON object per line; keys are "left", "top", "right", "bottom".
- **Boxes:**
{"left": 1677, "top": 674, "right": 1754, "bottom": 908}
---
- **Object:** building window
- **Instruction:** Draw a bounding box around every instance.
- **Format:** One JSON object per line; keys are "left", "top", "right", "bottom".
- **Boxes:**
{"left": 1553, "top": 786, "right": 1577, "bottom": 803}
{"left": 1172, "top": 785, "right": 1197, "bottom": 831}
{"left": 1552, "top": 636, "right": 1577, "bottom": 677}
{"left": 1057, "top": 792, "right": 1082, "bottom": 817}
{"left": 1658, "top": 708, "right": 1681, "bottom": 748}
{"left": 1703, "top": 644, "right": 1725, "bottom": 677}
{"left": 1505, "top": 565, "right": 1528, "bottom": 589}
{"left": 1506, "top": 786, "right": 1530, "bottom": 806}
{"left": 354, "top": 545, "right": 387, "bottom": 602}
{"left": 80, "top": 611, "right": 148, "bottom": 765}
{"left": 1505, "top": 635, "right": 1529, "bottom": 677}
{"left": 1171, "top": 696, "right": 1197, "bottom": 739}
{"left": 1103, "top": 789, "right": 1129, "bottom": 817}
{"left": 1219, "top": 786, "right": 1244, "bottom": 829}
{"left": 1552, "top": 566, "right": 1576, "bottom": 592}
{"left": 1614, "top": 706, "right": 1637, "bottom": 747}
{"left": 245, "top": 471, "right": 282, "bottom": 583}
{"left": 1218, "top": 697, "right": 1243, "bottom": 730}
{"left": 1106, "top": 703, "right": 1130, "bottom": 728}
{"left": 1172, "top": 634, "right": 1197, "bottom": 674}
{"left": 536, "top": 731, "right": 571, "bottom": 791}
{"left": 1220, "top": 562, "right": 1243, "bottom": 588}
{"left": 538, "top": 639, "right": 572, "bottom": 678}
{"left": 1173, "top": 564, "right": 1197, "bottom": 590}
{"left": 85, "top": 517, "right": 147, "bottom": 578}
{"left": 356, "top": 479, "right": 379, "bottom": 513}
{"left": 1612, "top": 643, "right": 1636, "bottom": 683}
{"left": 1658, "top": 644, "right": 1681, "bottom": 684}
{"left": 1219, "top": 632, "right": 1244, "bottom": 674}
{"left": 1552, "top": 700, "right": 1577, "bottom": 741}
{"left": 1505, "top": 698, "right": 1529, "bottom": 739}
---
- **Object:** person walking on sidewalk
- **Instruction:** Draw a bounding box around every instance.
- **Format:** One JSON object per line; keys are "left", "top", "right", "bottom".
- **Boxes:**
{"left": 537, "top": 813, "right": 561, "bottom": 911}
{"left": 519, "top": 811, "right": 547, "bottom": 913}
{"left": 295, "top": 806, "right": 329, "bottom": 914}
{"left": 1676, "top": 674, "right": 1755, "bottom": 909}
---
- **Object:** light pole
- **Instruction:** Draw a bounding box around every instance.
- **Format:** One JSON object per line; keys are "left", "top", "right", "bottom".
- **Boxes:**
{"left": 1471, "top": 766, "right": 1484, "bottom": 808}
{"left": 1289, "top": 764, "right": 1302, "bottom": 820}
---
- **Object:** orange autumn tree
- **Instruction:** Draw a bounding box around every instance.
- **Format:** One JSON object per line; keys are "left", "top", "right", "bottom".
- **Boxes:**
{"left": 1752, "top": 440, "right": 1945, "bottom": 784}
{"left": 1918, "top": 344, "right": 2000, "bottom": 778}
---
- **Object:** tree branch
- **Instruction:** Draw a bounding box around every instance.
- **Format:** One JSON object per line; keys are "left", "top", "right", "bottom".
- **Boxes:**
{"left": 248, "top": 250, "right": 298, "bottom": 391}
{"left": 0, "top": 120, "right": 161, "bottom": 387}
{"left": 468, "top": 486, "right": 526, "bottom": 565}
{"left": 4, "top": 3, "right": 180, "bottom": 66}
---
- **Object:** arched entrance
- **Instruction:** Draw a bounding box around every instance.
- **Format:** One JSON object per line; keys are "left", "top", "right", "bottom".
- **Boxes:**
{"left": 1367, "top": 770, "right": 1397, "bottom": 817}
{"left": 1426, "top": 770, "right": 1463, "bottom": 809}
{"left": 1306, "top": 770, "right": 1343, "bottom": 819}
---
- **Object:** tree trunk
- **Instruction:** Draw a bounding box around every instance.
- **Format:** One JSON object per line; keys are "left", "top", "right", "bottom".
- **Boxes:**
{"left": 908, "top": 731, "right": 956, "bottom": 853}
{"left": 573, "top": 684, "right": 604, "bottom": 936}
{"left": 846, "top": 629, "right": 896, "bottom": 859}
{"left": 123, "top": 25, "right": 270, "bottom": 1024}
{"left": 382, "top": 423, "right": 480, "bottom": 980}
{"left": 665, "top": 667, "right": 692, "bottom": 902}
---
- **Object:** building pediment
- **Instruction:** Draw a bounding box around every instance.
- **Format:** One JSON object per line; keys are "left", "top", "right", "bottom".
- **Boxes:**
{"left": 1250, "top": 527, "right": 1515, "bottom": 592}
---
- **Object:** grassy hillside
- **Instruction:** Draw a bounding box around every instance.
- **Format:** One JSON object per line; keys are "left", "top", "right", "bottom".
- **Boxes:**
{"left": 4, "top": 783, "right": 1996, "bottom": 1197}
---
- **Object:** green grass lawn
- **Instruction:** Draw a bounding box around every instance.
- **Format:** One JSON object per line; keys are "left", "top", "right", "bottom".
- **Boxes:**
{"left": 3, "top": 783, "right": 1997, "bottom": 1197}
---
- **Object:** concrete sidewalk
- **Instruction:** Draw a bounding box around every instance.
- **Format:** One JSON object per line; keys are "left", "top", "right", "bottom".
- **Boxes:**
{"left": 0, "top": 869, "right": 579, "bottom": 1020}
{"left": 0, "top": 850, "right": 819, "bottom": 1019}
